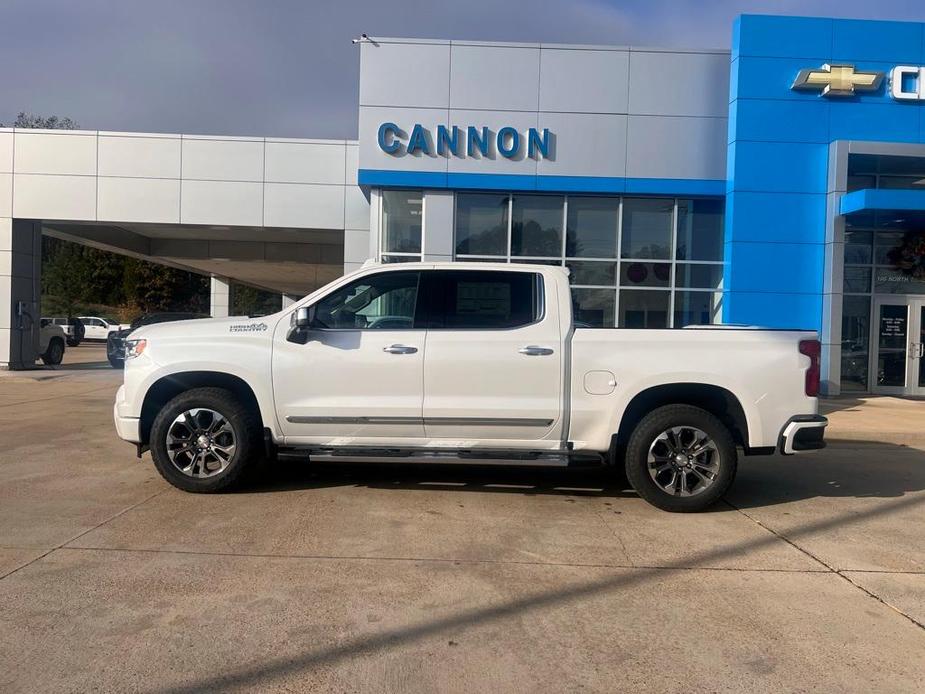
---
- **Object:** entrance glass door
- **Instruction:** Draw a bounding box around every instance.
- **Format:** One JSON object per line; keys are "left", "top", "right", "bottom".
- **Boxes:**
{"left": 871, "top": 298, "right": 925, "bottom": 395}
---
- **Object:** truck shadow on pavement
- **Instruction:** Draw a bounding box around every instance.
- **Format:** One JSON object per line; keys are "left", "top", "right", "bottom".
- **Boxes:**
{"left": 245, "top": 438, "right": 925, "bottom": 510}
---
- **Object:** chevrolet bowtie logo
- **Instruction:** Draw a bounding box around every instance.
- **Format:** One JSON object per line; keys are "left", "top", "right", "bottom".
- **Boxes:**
{"left": 791, "top": 63, "right": 884, "bottom": 97}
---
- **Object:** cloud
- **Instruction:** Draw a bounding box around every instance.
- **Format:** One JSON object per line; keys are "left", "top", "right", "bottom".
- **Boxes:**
{"left": 1, "top": 0, "right": 924, "bottom": 139}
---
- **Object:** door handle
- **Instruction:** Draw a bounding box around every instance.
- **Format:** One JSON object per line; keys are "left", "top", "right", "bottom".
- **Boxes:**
{"left": 519, "top": 345, "right": 554, "bottom": 356}
{"left": 383, "top": 344, "right": 418, "bottom": 355}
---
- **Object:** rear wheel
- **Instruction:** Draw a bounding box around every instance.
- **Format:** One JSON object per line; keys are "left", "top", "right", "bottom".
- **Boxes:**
{"left": 42, "top": 338, "right": 64, "bottom": 365}
{"left": 624, "top": 404, "right": 737, "bottom": 512}
{"left": 150, "top": 387, "right": 262, "bottom": 492}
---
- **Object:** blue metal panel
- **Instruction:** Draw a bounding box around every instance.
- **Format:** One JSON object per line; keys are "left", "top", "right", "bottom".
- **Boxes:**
{"left": 728, "top": 192, "right": 827, "bottom": 244}
{"left": 358, "top": 169, "right": 725, "bottom": 196}
{"left": 840, "top": 188, "right": 925, "bottom": 214}
{"left": 734, "top": 56, "right": 830, "bottom": 101}
{"left": 730, "top": 99, "right": 830, "bottom": 144}
{"left": 828, "top": 101, "right": 920, "bottom": 142}
{"left": 832, "top": 18, "right": 923, "bottom": 63}
{"left": 733, "top": 15, "right": 833, "bottom": 60}
{"left": 726, "top": 241, "right": 825, "bottom": 294}
{"left": 724, "top": 291, "right": 823, "bottom": 331}
{"left": 729, "top": 141, "right": 828, "bottom": 194}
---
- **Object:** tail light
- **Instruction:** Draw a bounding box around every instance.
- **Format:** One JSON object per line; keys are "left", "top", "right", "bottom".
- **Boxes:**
{"left": 799, "top": 339, "right": 821, "bottom": 397}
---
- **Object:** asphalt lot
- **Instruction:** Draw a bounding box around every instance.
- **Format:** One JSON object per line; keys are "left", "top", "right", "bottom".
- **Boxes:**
{"left": 1, "top": 346, "right": 924, "bottom": 692}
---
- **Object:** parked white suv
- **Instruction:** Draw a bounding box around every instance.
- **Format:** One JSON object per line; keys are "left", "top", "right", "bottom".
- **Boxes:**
{"left": 113, "top": 263, "right": 827, "bottom": 512}
{"left": 78, "top": 316, "right": 124, "bottom": 341}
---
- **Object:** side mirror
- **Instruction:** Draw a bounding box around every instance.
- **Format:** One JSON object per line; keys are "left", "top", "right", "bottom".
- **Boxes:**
{"left": 295, "top": 306, "right": 312, "bottom": 328}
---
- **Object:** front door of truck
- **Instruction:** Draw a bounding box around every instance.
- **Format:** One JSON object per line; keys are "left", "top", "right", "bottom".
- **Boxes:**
{"left": 419, "top": 269, "right": 564, "bottom": 446}
{"left": 273, "top": 269, "right": 426, "bottom": 443}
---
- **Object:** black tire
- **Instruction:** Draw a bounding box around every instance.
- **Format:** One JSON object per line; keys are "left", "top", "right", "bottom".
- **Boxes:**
{"left": 42, "top": 338, "right": 65, "bottom": 366}
{"left": 108, "top": 355, "right": 125, "bottom": 369}
{"left": 150, "top": 387, "right": 262, "bottom": 493}
{"left": 624, "top": 404, "right": 737, "bottom": 513}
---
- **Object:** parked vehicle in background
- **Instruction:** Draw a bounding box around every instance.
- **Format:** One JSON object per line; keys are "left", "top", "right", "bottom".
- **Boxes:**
{"left": 113, "top": 262, "right": 828, "bottom": 513}
{"left": 78, "top": 316, "right": 125, "bottom": 341}
{"left": 44, "top": 317, "right": 85, "bottom": 347}
{"left": 107, "top": 312, "right": 208, "bottom": 369}
{"left": 38, "top": 320, "right": 67, "bottom": 365}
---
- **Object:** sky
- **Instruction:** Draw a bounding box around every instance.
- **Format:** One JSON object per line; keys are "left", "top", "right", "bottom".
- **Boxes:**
{"left": 2, "top": 0, "right": 925, "bottom": 140}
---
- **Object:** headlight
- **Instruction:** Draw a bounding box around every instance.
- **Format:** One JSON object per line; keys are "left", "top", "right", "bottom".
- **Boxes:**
{"left": 125, "top": 338, "right": 148, "bottom": 359}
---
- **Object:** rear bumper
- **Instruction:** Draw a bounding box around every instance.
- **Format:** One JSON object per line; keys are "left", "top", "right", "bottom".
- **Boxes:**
{"left": 778, "top": 415, "right": 827, "bottom": 455}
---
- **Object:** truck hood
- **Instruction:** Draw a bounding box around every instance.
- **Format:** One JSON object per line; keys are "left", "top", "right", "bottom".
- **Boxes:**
{"left": 131, "top": 315, "right": 278, "bottom": 340}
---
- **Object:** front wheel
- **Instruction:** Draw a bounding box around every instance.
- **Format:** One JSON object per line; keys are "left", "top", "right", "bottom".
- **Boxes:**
{"left": 42, "top": 338, "right": 65, "bottom": 365}
{"left": 625, "top": 405, "right": 737, "bottom": 512}
{"left": 150, "top": 387, "right": 262, "bottom": 492}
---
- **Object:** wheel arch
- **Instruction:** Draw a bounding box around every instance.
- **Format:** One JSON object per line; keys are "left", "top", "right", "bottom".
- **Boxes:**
{"left": 612, "top": 383, "right": 753, "bottom": 459}
{"left": 139, "top": 371, "right": 264, "bottom": 446}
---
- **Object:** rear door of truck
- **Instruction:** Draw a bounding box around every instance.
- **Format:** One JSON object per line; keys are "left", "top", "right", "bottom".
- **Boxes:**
{"left": 419, "top": 268, "right": 565, "bottom": 446}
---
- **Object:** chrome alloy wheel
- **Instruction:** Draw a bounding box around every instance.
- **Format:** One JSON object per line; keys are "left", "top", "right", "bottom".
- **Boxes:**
{"left": 647, "top": 426, "right": 720, "bottom": 497}
{"left": 165, "top": 408, "right": 237, "bottom": 478}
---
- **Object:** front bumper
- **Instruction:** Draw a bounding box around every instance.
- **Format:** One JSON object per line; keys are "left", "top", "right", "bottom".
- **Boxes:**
{"left": 778, "top": 415, "right": 828, "bottom": 455}
{"left": 113, "top": 385, "right": 141, "bottom": 443}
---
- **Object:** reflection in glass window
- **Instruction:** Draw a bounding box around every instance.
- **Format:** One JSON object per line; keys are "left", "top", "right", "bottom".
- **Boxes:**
{"left": 676, "top": 264, "right": 723, "bottom": 290}
{"left": 620, "top": 290, "right": 669, "bottom": 328}
{"left": 621, "top": 198, "right": 673, "bottom": 259}
{"left": 566, "top": 197, "right": 619, "bottom": 258}
{"left": 313, "top": 271, "right": 419, "bottom": 330}
{"left": 674, "top": 291, "right": 723, "bottom": 327}
{"left": 840, "top": 296, "right": 870, "bottom": 391}
{"left": 620, "top": 262, "right": 671, "bottom": 288}
{"left": 511, "top": 195, "right": 564, "bottom": 257}
{"left": 382, "top": 191, "right": 422, "bottom": 254}
{"left": 437, "top": 271, "right": 538, "bottom": 329}
{"left": 844, "top": 231, "right": 872, "bottom": 265}
{"left": 844, "top": 267, "right": 871, "bottom": 293}
{"left": 571, "top": 288, "right": 615, "bottom": 327}
{"left": 455, "top": 193, "right": 509, "bottom": 256}
{"left": 676, "top": 199, "right": 724, "bottom": 261}
{"left": 566, "top": 261, "right": 617, "bottom": 286}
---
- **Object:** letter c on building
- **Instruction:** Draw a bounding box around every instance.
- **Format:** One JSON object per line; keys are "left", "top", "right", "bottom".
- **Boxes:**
{"left": 890, "top": 66, "right": 921, "bottom": 101}
{"left": 378, "top": 122, "right": 404, "bottom": 154}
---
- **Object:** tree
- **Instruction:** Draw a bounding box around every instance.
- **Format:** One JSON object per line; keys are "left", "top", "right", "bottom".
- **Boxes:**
{"left": 0, "top": 112, "right": 79, "bottom": 129}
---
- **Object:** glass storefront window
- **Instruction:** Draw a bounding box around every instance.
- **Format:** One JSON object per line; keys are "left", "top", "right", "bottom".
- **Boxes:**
{"left": 381, "top": 190, "right": 422, "bottom": 255}
{"left": 844, "top": 266, "right": 871, "bottom": 293}
{"left": 511, "top": 195, "right": 563, "bottom": 257}
{"left": 840, "top": 296, "right": 871, "bottom": 392}
{"left": 676, "top": 199, "right": 724, "bottom": 261}
{"left": 571, "top": 288, "right": 615, "bottom": 327}
{"left": 455, "top": 193, "right": 509, "bottom": 256}
{"left": 621, "top": 198, "right": 673, "bottom": 260}
{"left": 566, "top": 261, "right": 617, "bottom": 286}
{"left": 676, "top": 264, "right": 723, "bottom": 290}
{"left": 674, "top": 291, "right": 723, "bottom": 328}
{"left": 620, "top": 261, "right": 671, "bottom": 288}
{"left": 566, "top": 197, "right": 619, "bottom": 258}
{"left": 844, "top": 231, "right": 873, "bottom": 264}
{"left": 619, "top": 290, "right": 669, "bottom": 329}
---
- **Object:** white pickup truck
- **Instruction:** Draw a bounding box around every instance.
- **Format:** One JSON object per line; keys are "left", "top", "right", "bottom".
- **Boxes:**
{"left": 113, "top": 262, "right": 826, "bottom": 512}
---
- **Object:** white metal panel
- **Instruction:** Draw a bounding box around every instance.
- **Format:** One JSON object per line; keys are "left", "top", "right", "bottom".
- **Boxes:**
{"left": 535, "top": 112, "right": 627, "bottom": 179}
{"left": 0, "top": 132, "right": 12, "bottom": 172}
{"left": 13, "top": 174, "right": 97, "bottom": 220}
{"left": 345, "top": 143, "right": 359, "bottom": 185}
{"left": 14, "top": 132, "right": 97, "bottom": 175}
{"left": 450, "top": 44, "right": 540, "bottom": 111}
{"left": 263, "top": 183, "right": 345, "bottom": 229}
{"left": 625, "top": 115, "right": 727, "bottom": 180}
{"left": 97, "top": 177, "right": 181, "bottom": 223}
{"left": 265, "top": 141, "right": 346, "bottom": 184}
{"left": 539, "top": 48, "right": 629, "bottom": 114}
{"left": 628, "top": 51, "right": 730, "bottom": 118}
{"left": 343, "top": 229, "right": 371, "bottom": 265}
{"left": 446, "top": 110, "right": 539, "bottom": 175}
{"left": 98, "top": 135, "right": 181, "bottom": 178}
{"left": 360, "top": 41, "right": 451, "bottom": 108}
{"left": 180, "top": 180, "right": 263, "bottom": 226}
{"left": 181, "top": 138, "right": 264, "bottom": 181}
{"left": 344, "top": 185, "right": 370, "bottom": 231}
{"left": 0, "top": 174, "right": 11, "bottom": 217}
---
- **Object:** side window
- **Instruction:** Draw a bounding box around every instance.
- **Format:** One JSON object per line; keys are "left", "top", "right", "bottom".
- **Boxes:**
{"left": 312, "top": 271, "right": 420, "bottom": 330}
{"left": 427, "top": 271, "right": 541, "bottom": 329}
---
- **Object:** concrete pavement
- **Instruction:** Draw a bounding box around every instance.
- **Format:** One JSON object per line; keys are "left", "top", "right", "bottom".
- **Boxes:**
{"left": 1, "top": 366, "right": 924, "bottom": 692}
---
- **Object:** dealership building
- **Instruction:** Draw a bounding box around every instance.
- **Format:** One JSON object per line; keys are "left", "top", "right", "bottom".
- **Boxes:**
{"left": 3, "top": 13, "right": 925, "bottom": 395}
